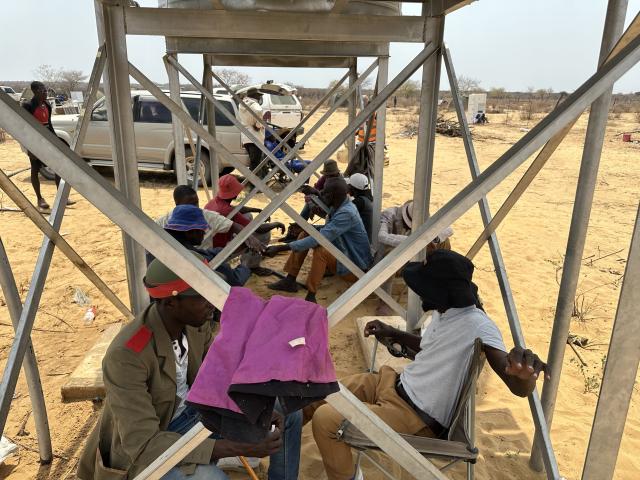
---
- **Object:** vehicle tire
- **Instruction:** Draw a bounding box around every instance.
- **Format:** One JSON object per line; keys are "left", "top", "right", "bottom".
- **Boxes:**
{"left": 185, "top": 148, "right": 212, "bottom": 188}
{"left": 39, "top": 166, "right": 56, "bottom": 181}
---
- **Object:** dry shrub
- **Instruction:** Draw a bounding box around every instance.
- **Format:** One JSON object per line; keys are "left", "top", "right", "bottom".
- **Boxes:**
{"left": 635, "top": 111, "right": 640, "bottom": 123}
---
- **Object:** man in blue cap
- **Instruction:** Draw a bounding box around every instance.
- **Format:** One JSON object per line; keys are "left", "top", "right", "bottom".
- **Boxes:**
{"left": 149, "top": 204, "right": 263, "bottom": 286}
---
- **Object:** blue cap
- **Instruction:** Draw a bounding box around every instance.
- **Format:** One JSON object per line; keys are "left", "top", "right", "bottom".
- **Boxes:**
{"left": 165, "top": 205, "right": 209, "bottom": 232}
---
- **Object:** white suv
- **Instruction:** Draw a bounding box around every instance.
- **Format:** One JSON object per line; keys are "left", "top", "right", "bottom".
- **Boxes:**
{"left": 1, "top": 86, "right": 21, "bottom": 102}
{"left": 51, "top": 91, "right": 249, "bottom": 183}
{"left": 214, "top": 82, "right": 303, "bottom": 130}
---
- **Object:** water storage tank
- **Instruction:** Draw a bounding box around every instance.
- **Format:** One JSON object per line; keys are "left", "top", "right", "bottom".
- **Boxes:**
{"left": 158, "top": 0, "right": 400, "bottom": 16}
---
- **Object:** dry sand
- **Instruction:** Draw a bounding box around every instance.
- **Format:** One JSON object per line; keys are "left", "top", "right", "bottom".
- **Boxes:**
{"left": 0, "top": 107, "right": 639, "bottom": 479}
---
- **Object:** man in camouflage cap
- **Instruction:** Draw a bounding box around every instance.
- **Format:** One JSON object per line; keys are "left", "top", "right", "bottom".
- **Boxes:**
{"left": 78, "top": 253, "right": 302, "bottom": 480}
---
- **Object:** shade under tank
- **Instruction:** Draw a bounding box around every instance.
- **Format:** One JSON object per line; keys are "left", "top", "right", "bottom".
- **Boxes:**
{"left": 158, "top": 0, "right": 400, "bottom": 16}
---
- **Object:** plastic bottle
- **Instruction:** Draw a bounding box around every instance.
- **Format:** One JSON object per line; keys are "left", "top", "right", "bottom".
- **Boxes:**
{"left": 83, "top": 306, "right": 97, "bottom": 325}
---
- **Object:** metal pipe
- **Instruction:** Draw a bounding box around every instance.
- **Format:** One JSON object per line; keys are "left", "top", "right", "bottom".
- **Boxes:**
{"left": 326, "top": 28, "right": 640, "bottom": 326}
{"left": 97, "top": 1, "right": 148, "bottom": 315}
{"left": 443, "top": 45, "right": 560, "bottom": 477}
{"left": 204, "top": 58, "right": 219, "bottom": 196}
{"left": 0, "top": 181, "right": 70, "bottom": 435}
{"left": 407, "top": 14, "right": 445, "bottom": 332}
{"left": 531, "top": 0, "right": 629, "bottom": 470}
{"left": 347, "top": 60, "right": 358, "bottom": 161}
{"left": 0, "top": 239, "right": 52, "bottom": 463}
{"left": 581, "top": 203, "right": 640, "bottom": 480}
{"left": 192, "top": 86, "right": 206, "bottom": 192}
{"left": 371, "top": 56, "right": 389, "bottom": 251}
{"left": 167, "top": 53, "right": 188, "bottom": 186}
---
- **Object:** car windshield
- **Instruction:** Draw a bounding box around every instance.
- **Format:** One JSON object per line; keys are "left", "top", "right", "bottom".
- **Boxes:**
{"left": 2, "top": 87, "right": 15, "bottom": 94}
{"left": 269, "top": 94, "right": 297, "bottom": 106}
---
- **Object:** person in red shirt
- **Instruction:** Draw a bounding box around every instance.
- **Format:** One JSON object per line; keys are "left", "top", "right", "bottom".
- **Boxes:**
{"left": 204, "top": 174, "right": 285, "bottom": 275}
{"left": 21, "top": 81, "right": 72, "bottom": 210}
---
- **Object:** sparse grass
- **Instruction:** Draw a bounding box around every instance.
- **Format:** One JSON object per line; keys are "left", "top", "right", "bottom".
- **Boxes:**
{"left": 571, "top": 293, "right": 602, "bottom": 323}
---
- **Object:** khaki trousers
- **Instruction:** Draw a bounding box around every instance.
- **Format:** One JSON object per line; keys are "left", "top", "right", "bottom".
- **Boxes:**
{"left": 305, "top": 366, "right": 433, "bottom": 480}
{"left": 284, "top": 234, "right": 358, "bottom": 293}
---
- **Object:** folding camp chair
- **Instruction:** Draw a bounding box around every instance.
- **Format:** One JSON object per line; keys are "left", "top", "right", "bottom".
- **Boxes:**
{"left": 336, "top": 338, "right": 486, "bottom": 480}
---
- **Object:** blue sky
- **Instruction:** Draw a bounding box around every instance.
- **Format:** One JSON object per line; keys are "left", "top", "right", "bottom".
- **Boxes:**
{"left": 2, "top": 1, "right": 639, "bottom": 93}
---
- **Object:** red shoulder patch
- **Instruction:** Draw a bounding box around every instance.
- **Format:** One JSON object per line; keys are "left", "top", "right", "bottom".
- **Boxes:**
{"left": 125, "top": 326, "right": 153, "bottom": 353}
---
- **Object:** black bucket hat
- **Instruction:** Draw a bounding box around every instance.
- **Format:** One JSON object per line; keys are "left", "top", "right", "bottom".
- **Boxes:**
{"left": 402, "top": 249, "right": 479, "bottom": 311}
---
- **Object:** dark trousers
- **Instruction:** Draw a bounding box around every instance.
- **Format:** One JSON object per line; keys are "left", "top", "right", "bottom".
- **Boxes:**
{"left": 244, "top": 143, "right": 265, "bottom": 179}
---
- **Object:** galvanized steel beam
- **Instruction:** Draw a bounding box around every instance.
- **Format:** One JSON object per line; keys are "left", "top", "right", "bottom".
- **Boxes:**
{"left": 532, "top": 0, "right": 630, "bottom": 470}
{"left": 0, "top": 239, "right": 52, "bottom": 463}
{"left": 125, "top": 7, "right": 426, "bottom": 43}
{"left": 581, "top": 203, "right": 640, "bottom": 480}
{"left": 444, "top": 45, "right": 559, "bottom": 479}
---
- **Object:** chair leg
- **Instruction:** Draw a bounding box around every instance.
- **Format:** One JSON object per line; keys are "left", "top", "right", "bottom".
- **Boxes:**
{"left": 466, "top": 391, "right": 476, "bottom": 480}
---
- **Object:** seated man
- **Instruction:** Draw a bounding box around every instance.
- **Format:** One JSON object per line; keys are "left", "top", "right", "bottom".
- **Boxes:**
{"left": 77, "top": 254, "right": 302, "bottom": 480}
{"left": 307, "top": 250, "right": 549, "bottom": 480}
{"left": 266, "top": 177, "right": 372, "bottom": 303}
{"left": 157, "top": 185, "right": 266, "bottom": 255}
{"left": 154, "top": 204, "right": 256, "bottom": 287}
{"left": 345, "top": 173, "right": 373, "bottom": 242}
{"left": 204, "top": 174, "right": 284, "bottom": 275}
{"left": 375, "top": 200, "right": 453, "bottom": 315}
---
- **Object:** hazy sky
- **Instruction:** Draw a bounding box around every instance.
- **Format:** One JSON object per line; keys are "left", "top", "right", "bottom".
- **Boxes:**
{"left": 2, "top": 1, "right": 639, "bottom": 93}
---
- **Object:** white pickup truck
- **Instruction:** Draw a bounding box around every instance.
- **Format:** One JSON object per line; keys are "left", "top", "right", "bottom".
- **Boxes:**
{"left": 51, "top": 90, "right": 250, "bottom": 184}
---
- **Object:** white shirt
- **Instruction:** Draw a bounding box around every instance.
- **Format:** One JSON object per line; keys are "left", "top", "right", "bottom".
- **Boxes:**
{"left": 171, "top": 333, "right": 190, "bottom": 420}
{"left": 400, "top": 306, "right": 506, "bottom": 428}
{"left": 156, "top": 208, "right": 233, "bottom": 250}
{"left": 239, "top": 97, "right": 265, "bottom": 146}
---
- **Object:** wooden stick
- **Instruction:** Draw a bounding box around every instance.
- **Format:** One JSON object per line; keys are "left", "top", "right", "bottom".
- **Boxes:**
{"left": 239, "top": 456, "right": 260, "bottom": 480}
{"left": 7, "top": 167, "right": 30, "bottom": 178}
{"left": 568, "top": 342, "right": 587, "bottom": 366}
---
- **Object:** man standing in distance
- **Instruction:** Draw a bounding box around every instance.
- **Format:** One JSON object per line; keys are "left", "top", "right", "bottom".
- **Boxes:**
{"left": 22, "top": 81, "right": 71, "bottom": 210}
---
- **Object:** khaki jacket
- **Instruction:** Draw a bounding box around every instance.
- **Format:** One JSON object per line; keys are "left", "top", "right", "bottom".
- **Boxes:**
{"left": 77, "top": 303, "right": 215, "bottom": 479}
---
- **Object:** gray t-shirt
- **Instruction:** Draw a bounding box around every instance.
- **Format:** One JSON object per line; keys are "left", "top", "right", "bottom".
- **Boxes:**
{"left": 400, "top": 306, "right": 506, "bottom": 428}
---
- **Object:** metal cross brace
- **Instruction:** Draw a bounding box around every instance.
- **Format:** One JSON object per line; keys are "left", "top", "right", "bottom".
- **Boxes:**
{"left": 0, "top": 44, "right": 107, "bottom": 436}
{"left": 0, "top": 238, "right": 52, "bottom": 462}
{"left": 443, "top": 45, "right": 560, "bottom": 479}
{"left": 226, "top": 59, "right": 379, "bottom": 220}
{"left": 129, "top": 62, "right": 408, "bottom": 317}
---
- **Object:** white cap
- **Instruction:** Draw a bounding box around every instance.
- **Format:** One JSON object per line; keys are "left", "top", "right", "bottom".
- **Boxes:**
{"left": 346, "top": 173, "right": 370, "bottom": 190}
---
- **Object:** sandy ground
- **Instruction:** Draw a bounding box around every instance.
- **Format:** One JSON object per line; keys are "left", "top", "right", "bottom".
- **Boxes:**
{"left": 0, "top": 107, "right": 639, "bottom": 479}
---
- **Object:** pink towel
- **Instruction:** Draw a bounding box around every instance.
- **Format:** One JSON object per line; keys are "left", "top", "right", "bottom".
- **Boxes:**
{"left": 187, "top": 287, "right": 337, "bottom": 413}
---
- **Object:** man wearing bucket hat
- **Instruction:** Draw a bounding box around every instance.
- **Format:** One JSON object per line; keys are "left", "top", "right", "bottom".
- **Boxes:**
{"left": 308, "top": 249, "right": 549, "bottom": 480}
{"left": 150, "top": 204, "right": 252, "bottom": 287}
{"left": 345, "top": 173, "right": 373, "bottom": 242}
{"left": 78, "top": 253, "right": 303, "bottom": 480}
{"left": 374, "top": 199, "right": 453, "bottom": 315}
{"left": 204, "top": 174, "right": 285, "bottom": 275}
